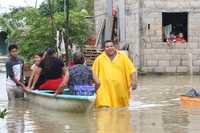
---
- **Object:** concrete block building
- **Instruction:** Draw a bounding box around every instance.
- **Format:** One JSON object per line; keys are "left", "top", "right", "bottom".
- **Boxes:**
{"left": 94, "top": 0, "right": 200, "bottom": 74}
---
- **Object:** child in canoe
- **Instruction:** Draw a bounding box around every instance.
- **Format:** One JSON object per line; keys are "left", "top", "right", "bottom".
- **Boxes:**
{"left": 26, "top": 52, "right": 43, "bottom": 90}
{"left": 28, "top": 48, "right": 66, "bottom": 92}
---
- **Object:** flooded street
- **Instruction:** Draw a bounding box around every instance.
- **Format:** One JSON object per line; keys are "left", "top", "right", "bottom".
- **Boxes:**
{"left": 0, "top": 72, "right": 200, "bottom": 133}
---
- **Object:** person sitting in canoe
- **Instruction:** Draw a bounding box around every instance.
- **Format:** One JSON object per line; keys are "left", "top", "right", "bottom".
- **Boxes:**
{"left": 55, "top": 52, "right": 100, "bottom": 95}
{"left": 28, "top": 48, "right": 67, "bottom": 91}
{"left": 26, "top": 52, "right": 44, "bottom": 90}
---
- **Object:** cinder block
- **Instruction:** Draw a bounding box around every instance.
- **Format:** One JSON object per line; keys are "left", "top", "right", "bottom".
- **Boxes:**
{"left": 153, "top": 67, "right": 166, "bottom": 73}
{"left": 193, "top": 60, "right": 200, "bottom": 66}
{"left": 166, "top": 67, "right": 177, "bottom": 73}
{"left": 157, "top": 55, "right": 170, "bottom": 60}
{"left": 159, "top": 60, "right": 169, "bottom": 66}
{"left": 177, "top": 66, "right": 188, "bottom": 73}
{"left": 143, "top": 67, "right": 154, "bottom": 72}
{"left": 147, "top": 60, "right": 158, "bottom": 66}
{"left": 182, "top": 60, "right": 190, "bottom": 66}
{"left": 170, "top": 60, "right": 181, "bottom": 66}
{"left": 193, "top": 67, "right": 200, "bottom": 73}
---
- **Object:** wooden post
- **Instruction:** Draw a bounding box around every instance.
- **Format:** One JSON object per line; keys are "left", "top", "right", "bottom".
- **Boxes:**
{"left": 47, "top": 0, "right": 55, "bottom": 44}
{"left": 188, "top": 53, "right": 193, "bottom": 75}
{"left": 64, "top": 0, "right": 69, "bottom": 64}
{"left": 104, "top": 0, "right": 113, "bottom": 42}
{"left": 138, "top": 0, "right": 143, "bottom": 68}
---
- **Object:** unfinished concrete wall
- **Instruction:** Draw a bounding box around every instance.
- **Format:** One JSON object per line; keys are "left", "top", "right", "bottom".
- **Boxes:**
{"left": 125, "top": 0, "right": 140, "bottom": 67}
{"left": 94, "top": 0, "right": 200, "bottom": 73}
{"left": 94, "top": 0, "right": 106, "bottom": 34}
{"left": 141, "top": 0, "right": 200, "bottom": 73}
{"left": 94, "top": 0, "right": 141, "bottom": 67}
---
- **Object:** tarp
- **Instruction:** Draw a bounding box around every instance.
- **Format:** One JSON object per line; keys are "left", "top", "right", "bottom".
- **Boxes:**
{"left": 185, "top": 88, "right": 200, "bottom": 97}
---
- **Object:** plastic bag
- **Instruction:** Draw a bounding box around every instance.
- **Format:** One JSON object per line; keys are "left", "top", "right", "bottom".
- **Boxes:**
{"left": 72, "top": 85, "right": 95, "bottom": 96}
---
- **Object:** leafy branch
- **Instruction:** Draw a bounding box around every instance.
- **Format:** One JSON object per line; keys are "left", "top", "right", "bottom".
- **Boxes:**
{"left": 0, "top": 108, "right": 8, "bottom": 119}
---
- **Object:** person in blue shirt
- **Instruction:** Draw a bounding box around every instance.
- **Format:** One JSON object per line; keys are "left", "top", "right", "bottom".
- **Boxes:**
{"left": 55, "top": 52, "right": 100, "bottom": 95}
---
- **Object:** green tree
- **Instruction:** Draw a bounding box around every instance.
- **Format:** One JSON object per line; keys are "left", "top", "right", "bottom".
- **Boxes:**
{"left": 0, "top": 0, "right": 93, "bottom": 60}
{"left": 0, "top": 7, "right": 55, "bottom": 60}
{"left": 54, "top": 10, "right": 93, "bottom": 49}
{"left": 39, "top": 0, "right": 94, "bottom": 16}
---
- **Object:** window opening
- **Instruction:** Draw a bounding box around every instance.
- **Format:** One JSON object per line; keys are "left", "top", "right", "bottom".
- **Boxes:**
{"left": 162, "top": 12, "right": 188, "bottom": 44}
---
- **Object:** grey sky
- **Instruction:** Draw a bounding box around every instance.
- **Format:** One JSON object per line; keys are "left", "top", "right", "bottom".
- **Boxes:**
{"left": 0, "top": 0, "right": 44, "bottom": 14}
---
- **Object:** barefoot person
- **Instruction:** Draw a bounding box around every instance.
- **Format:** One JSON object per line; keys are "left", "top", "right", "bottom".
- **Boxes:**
{"left": 26, "top": 52, "right": 43, "bottom": 90}
{"left": 30, "top": 48, "right": 66, "bottom": 91}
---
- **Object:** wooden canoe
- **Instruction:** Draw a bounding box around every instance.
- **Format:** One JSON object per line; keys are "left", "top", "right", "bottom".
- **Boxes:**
{"left": 180, "top": 95, "right": 200, "bottom": 108}
{"left": 25, "top": 89, "right": 96, "bottom": 113}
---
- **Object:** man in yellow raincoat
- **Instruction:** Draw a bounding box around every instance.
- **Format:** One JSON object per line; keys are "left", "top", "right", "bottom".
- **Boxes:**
{"left": 92, "top": 40, "right": 136, "bottom": 107}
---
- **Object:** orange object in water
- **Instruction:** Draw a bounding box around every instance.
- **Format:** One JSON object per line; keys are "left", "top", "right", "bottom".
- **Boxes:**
{"left": 180, "top": 95, "right": 200, "bottom": 108}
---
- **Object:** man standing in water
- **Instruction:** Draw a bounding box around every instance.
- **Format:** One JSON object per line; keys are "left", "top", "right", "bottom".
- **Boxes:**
{"left": 92, "top": 40, "right": 136, "bottom": 108}
{"left": 6, "top": 44, "right": 25, "bottom": 101}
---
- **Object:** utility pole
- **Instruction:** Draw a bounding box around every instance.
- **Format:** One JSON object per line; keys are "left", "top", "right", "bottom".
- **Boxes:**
{"left": 64, "top": 0, "right": 69, "bottom": 63}
{"left": 138, "top": 0, "right": 143, "bottom": 68}
{"left": 48, "top": 0, "right": 55, "bottom": 44}
{"left": 35, "top": 0, "right": 38, "bottom": 8}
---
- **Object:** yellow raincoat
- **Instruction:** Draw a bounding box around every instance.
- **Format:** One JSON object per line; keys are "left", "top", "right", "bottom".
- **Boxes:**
{"left": 92, "top": 51, "right": 136, "bottom": 107}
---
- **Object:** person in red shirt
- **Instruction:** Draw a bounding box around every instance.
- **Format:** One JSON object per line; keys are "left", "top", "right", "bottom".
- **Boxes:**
{"left": 28, "top": 48, "right": 66, "bottom": 91}
{"left": 176, "top": 33, "right": 186, "bottom": 44}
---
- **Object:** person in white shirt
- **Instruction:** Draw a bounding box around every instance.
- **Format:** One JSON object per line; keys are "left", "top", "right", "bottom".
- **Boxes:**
{"left": 6, "top": 44, "right": 25, "bottom": 101}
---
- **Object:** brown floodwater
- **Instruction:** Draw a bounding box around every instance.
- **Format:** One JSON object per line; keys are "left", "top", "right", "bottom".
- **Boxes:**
{"left": 0, "top": 72, "right": 200, "bottom": 133}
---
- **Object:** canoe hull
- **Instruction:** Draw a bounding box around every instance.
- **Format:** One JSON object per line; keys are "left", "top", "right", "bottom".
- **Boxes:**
{"left": 25, "top": 90, "right": 96, "bottom": 113}
{"left": 180, "top": 95, "right": 200, "bottom": 108}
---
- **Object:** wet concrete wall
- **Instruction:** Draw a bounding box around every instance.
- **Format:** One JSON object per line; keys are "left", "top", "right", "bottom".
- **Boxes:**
{"left": 141, "top": 0, "right": 200, "bottom": 73}
{"left": 94, "top": 0, "right": 141, "bottom": 67}
{"left": 94, "top": 0, "right": 200, "bottom": 73}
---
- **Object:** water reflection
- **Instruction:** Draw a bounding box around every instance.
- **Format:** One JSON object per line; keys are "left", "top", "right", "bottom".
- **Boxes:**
{"left": 22, "top": 103, "right": 96, "bottom": 133}
{"left": 0, "top": 75, "right": 200, "bottom": 133}
{"left": 96, "top": 109, "right": 134, "bottom": 133}
{"left": 162, "top": 106, "right": 189, "bottom": 133}
{"left": 6, "top": 100, "right": 25, "bottom": 133}
{"left": 3, "top": 100, "right": 135, "bottom": 133}
{"left": 0, "top": 71, "right": 7, "bottom": 100}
